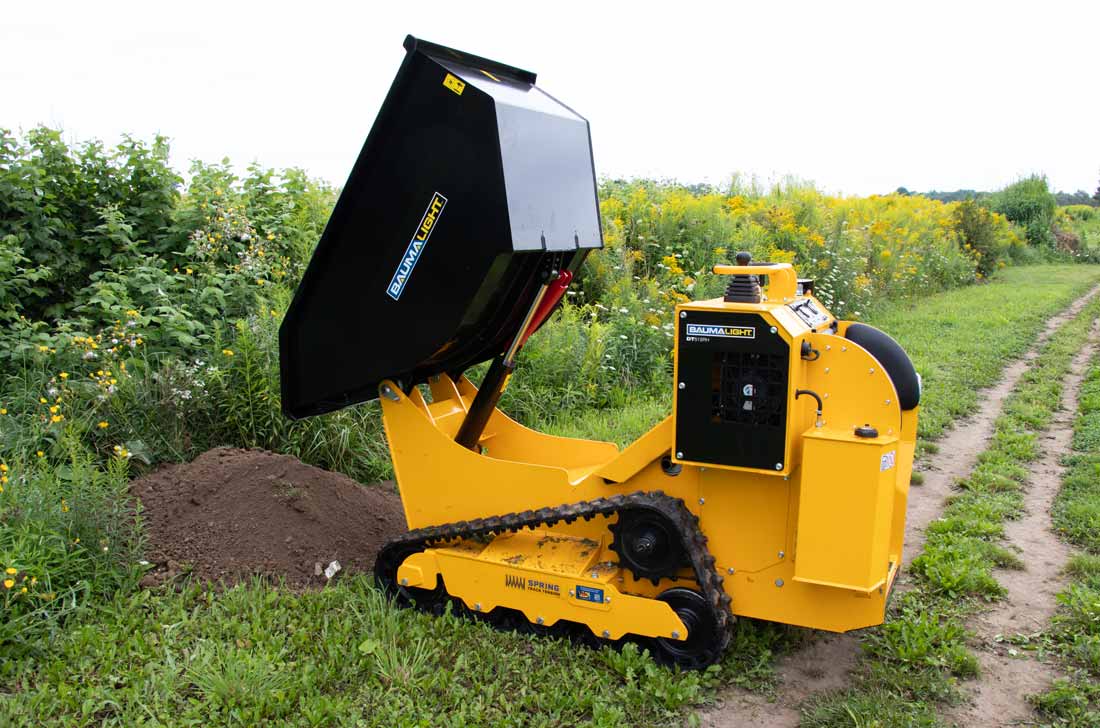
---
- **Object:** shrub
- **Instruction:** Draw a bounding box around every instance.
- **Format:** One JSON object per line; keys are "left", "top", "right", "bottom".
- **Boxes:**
{"left": 989, "top": 175, "right": 1057, "bottom": 248}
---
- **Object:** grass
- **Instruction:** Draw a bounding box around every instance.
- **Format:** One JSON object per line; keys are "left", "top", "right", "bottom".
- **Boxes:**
{"left": 802, "top": 283, "right": 1100, "bottom": 726}
{"left": 3, "top": 265, "right": 1100, "bottom": 727}
{"left": 1032, "top": 349, "right": 1100, "bottom": 724}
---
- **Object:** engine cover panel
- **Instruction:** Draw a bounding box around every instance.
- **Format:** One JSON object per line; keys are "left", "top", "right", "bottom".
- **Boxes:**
{"left": 674, "top": 311, "right": 790, "bottom": 470}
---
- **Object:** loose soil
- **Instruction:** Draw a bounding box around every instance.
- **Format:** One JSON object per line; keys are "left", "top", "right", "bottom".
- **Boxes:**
{"left": 944, "top": 318, "right": 1100, "bottom": 728}
{"left": 701, "top": 285, "right": 1100, "bottom": 728}
{"left": 132, "top": 447, "right": 407, "bottom": 588}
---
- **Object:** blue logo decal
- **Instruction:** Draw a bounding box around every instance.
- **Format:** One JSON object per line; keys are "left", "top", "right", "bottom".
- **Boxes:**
{"left": 575, "top": 585, "right": 605, "bottom": 603}
{"left": 387, "top": 191, "right": 448, "bottom": 301}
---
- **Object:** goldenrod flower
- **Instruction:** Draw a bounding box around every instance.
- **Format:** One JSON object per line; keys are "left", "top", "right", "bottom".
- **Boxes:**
{"left": 2, "top": 579, "right": 13, "bottom": 589}
{"left": 98, "top": 421, "right": 109, "bottom": 429}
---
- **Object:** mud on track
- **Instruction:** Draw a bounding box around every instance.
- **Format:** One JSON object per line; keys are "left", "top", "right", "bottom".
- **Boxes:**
{"left": 133, "top": 447, "right": 407, "bottom": 588}
{"left": 701, "top": 284, "right": 1100, "bottom": 728}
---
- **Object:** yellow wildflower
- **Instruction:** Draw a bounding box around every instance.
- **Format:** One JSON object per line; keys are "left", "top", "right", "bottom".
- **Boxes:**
{"left": 2, "top": 579, "right": 13, "bottom": 589}
{"left": 50, "top": 415, "right": 63, "bottom": 423}
{"left": 49, "top": 405, "right": 59, "bottom": 414}
{"left": 39, "top": 397, "right": 47, "bottom": 404}
{"left": 0, "top": 408, "right": 6, "bottom": 415}
{"left": 98, "top": 421, "right": 109, "bottom": 429}
{"left": 0, "top": 463, "right": 7, "bottom": 472}
{"left": 266, "top": 232, "right": 275, "bottom": 241}
{"left": 59, "top": 372, "right": 69, "bottom": 380}
{"left": 36, "top": 451, "right": 44, "bottom": 458}
{"left": 222, "top": 349, "right": 234, "bottom": 357}
{"left": 4, "top": 567, "right": 15, "bottom": 575}
{"left": 37, "top": 345, "right": 49, "bottom": 352}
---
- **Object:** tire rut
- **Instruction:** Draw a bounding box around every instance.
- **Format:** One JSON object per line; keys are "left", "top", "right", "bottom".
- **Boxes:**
{"left": 942, "top": 316, "right": 1100, "bottom": 728}
{"left": 698, "top": 284, "right": 1100, "bottom": 728}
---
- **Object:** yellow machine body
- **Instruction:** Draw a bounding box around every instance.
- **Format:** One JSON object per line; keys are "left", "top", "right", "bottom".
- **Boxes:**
{"left": 380, "top": 263, "right": 918, "bottom": 642}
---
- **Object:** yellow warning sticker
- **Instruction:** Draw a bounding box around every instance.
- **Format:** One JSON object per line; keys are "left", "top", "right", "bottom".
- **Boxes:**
{"left": 443, "top": 73, "right": 465, "bottom": 96}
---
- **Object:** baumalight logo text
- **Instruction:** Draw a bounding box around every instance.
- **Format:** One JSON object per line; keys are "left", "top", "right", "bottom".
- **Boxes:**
{"left": 685, "top": 323, "right": 756, "bottom": 339}
{"left": 387, "top": 191, "right": 448, "bottom": 300}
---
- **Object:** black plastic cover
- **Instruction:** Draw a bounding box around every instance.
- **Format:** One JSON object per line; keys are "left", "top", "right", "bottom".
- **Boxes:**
{"left": 280, "top": 36, "right": 602, "bottom": 418}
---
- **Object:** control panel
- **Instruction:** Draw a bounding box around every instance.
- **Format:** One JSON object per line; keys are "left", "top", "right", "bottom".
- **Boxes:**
{"left": 788, "top": 298, "right": 830, "bottom": 329}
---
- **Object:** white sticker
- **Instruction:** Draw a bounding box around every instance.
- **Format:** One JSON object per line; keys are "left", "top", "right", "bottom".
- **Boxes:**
{"left": 880, "top": 450, "right": 896, "bottom": 472}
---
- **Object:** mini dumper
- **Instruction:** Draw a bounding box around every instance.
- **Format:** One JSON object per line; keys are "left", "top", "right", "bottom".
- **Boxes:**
{"left": 280, "top": 36, "right": 921, "bottom": 669}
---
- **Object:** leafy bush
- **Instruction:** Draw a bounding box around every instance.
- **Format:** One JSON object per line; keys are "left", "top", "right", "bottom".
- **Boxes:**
{"left": 989, "top": 175, "right": 1057, "bottom": 248}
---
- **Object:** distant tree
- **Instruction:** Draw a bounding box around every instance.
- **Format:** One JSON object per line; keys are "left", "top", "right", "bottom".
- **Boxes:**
{"left": 895, "top": 186, "right": 911, "bottom": 196}
{"left": 1054, "top": 190, "right": 1099, "bottom": 207}
{"left": 920, "top": 189, "right": 982, "bottom": 203}
{"left": 1094, "top": 178, "right": 1100, "bottom": 203}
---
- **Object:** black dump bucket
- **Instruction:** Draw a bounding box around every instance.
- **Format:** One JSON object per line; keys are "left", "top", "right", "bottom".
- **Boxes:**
{"left": 280, "top": 36, "right": 602, "bottom": 419}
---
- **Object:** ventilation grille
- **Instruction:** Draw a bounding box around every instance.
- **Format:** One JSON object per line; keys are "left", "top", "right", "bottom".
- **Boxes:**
{"left": 711, "top": 351, "right": 787, "bottom": 427}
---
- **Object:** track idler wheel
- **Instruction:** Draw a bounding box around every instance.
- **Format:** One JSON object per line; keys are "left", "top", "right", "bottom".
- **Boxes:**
{"left": 374, "top": 543, "right": 450, "bottom": 616}
{"left": 609, "top": 507, "right": 688, "bottom": 584}
{"left": 651, "top": 587, "right": 725, "bottom": 670}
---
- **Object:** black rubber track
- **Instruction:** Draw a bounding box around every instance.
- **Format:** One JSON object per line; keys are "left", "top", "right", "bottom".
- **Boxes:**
{"left": 373, "top": 490, "right": 733, "bottom": 669}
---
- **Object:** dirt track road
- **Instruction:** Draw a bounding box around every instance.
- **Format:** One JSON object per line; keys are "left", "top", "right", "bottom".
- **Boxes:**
{"left": 700, "top": 285, "right": 1100, "bottom": 728}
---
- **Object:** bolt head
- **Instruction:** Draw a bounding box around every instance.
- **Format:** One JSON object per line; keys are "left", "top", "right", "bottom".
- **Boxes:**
{"left": 671, "top": 631, "right": 681, "bottom": 639}
{"left": 680, "top": 311, "right": 687, "bottom": 319}
{"left": 778, "top": 551, "right": 785, "bottom": 559}
{"left": 602, "top": 629, "right": 611, "bottom": 638}
{"left": 536, "top": 616, "right": 545, "bottom": 625}
{"left": 727, "top": 567, "right": 735, "bottom": 575}
{"left": 770, "top": 326, "right": 778, "bottom": 334}
{"left": 698, "top": 497, "right": 705, "bottom": 505}
{"left": 400, "top": 578, "right": 409, "bottom": 586}
{"left": 676, "top": 451, "right": 683, "bottom": 459}
{"left": 775, "top": 463, "right": 783, "bottom": 470}
{"left": 678, "top": 381, "right": 685, "bottom": 390}
{"left": 605, "top": 596, "right": 611, "bottom": 603}
{"left": 869, "top": 367, "right": 875, "bottom": 374}
{"left": 775, "top": 578, "right": 784, "bottom": 587}
{"left": 474, "top": 603, "right": 482, "bottom": 611}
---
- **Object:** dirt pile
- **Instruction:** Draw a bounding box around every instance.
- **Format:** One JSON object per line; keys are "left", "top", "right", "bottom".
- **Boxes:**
{"left": 132, "top": 447, "right": 407, "bottom": 587}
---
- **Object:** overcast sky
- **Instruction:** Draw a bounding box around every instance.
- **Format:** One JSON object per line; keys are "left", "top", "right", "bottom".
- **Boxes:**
{"left": 3, "top": 0, "right": 1098, "bottom": 196}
